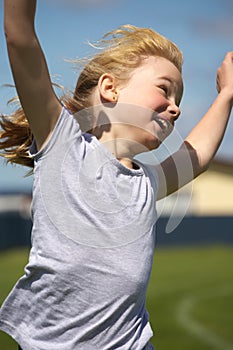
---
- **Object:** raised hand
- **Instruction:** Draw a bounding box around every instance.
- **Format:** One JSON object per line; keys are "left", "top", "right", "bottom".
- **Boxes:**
{"left": 216, "top": 52, "right": 233, "bottom": 106}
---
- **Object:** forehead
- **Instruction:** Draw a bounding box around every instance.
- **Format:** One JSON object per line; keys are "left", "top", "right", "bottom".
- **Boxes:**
{"left": 152, "top": 56, "right": 183, "bottom": 103}
{"left": 143, "top": 56, "right": 182, "bottom": 84}
{"left": 120, "top": 56, "right": 184, "bottom": 104}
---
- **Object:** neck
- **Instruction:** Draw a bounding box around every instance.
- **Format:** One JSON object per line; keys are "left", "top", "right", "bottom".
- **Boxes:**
{"left": 99, "top": 137, "right": 143, "bottom": 169}
{"left": 98, "top": 132, "right": 137, "bottom": 156}
{"left": 90, "top": 106, "right": 148, "bottom": 166}
{"left": 117, "top": 158, "right": 140, "bottom": 169}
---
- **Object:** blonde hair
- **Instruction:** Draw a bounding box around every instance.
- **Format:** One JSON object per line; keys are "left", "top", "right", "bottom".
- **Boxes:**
{"left": 0, "top": 25, "right": 183, "bottom": 169}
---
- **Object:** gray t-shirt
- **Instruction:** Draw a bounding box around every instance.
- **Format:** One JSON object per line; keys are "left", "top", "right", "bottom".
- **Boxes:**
{"left": 0, "top": 107, "right": 158, "bottom": 350}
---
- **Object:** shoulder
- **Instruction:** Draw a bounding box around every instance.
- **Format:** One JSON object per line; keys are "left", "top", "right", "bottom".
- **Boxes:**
{"left": 30, "top": 106, "right": 82, "bottom": 160}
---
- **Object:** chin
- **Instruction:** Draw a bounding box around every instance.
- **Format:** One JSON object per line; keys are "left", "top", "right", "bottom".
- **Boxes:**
{"left": 144, "top": 139, "right": 161, "bottom": 152}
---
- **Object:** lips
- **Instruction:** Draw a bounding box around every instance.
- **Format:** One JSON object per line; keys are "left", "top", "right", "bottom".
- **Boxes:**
{"left": 154, "top": 116, "right": 173, "bottom": 135}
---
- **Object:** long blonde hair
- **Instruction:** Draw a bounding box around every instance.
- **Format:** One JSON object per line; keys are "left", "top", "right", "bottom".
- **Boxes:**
{"left": 0, "top": 25, "right": 183, "bottom": 169}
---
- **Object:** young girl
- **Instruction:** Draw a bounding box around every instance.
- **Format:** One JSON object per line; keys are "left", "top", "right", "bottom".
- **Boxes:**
{"left": 0, "top": 1, "right": 233, "bottom": 349}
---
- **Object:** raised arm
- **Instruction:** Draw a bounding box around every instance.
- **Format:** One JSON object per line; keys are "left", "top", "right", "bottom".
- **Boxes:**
{"left": 4, "top": 0, "right": 62, "bottom": 150}
{"left": 156, "top": 52, "right": 233, "bottom": 200}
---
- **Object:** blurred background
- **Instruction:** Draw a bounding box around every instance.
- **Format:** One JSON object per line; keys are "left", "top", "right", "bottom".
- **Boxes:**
{"left": 0, "top": 0, "right": 232, "bottom": 349}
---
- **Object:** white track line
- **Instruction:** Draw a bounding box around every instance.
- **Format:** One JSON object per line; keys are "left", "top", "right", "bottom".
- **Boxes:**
{"left": 176, "top": 284, "right": 233, "bottom": 350}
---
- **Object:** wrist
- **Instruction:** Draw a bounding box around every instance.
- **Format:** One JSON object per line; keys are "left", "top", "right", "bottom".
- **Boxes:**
{"left": 218, "top": 89, "right": 233, "bottom": 106}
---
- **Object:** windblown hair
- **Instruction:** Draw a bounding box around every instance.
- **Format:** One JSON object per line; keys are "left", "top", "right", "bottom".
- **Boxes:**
{"left": 0, "top": 25, "right": 183, "bottom": 169}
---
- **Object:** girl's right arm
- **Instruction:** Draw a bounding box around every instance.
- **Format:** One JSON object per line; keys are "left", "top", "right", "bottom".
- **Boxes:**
{"left": 4, "top": 0, "right": 62, "bottom": 150}
{"left": 156, "top": 52, "right": 233, "bottom": 200}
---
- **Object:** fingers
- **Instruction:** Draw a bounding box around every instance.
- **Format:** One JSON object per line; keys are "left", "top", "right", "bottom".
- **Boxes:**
{"left": 216, "top": 51, "right": 233, "bottom": 95}
{"left": 224, "top": 51, "right": 233, "bottom": 61}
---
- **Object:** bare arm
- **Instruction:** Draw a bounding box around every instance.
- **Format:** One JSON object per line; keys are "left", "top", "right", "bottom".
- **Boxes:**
{"left": 4, "top": 0, "right": 62, "bottom": 150}
{"left": 156, "top": 52, "right": 233, "bottom": 200}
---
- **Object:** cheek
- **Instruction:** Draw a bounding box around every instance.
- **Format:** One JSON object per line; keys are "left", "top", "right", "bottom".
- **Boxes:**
{"left": 114, "top": 100, "right": 154, "bottom": 127}
{"left": 147, "top": 94, "right": 167, "bottom": 111}
{"left": 119, "top": 84, "right": 153, "bottom": 106}
{"left": 131, "top": 91, "right": 167, "bottom": 113}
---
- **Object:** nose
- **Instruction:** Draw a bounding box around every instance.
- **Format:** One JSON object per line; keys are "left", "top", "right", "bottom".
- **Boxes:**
{"left": 167, "top": 102, "right": 181, "bottom": 121}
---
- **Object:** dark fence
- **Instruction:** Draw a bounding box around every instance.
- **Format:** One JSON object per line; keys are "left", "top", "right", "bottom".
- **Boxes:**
{"left": 0, "top": 212, "right": 32, "bottom": 250}
{"left": 156, "top": 216, "right": 233, "bottom": 247}
{"left": 0, "top": 213, "right": 233, "bottom": 251}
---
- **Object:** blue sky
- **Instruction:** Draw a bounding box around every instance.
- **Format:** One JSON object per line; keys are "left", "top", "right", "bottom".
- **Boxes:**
{"left": 0, "top": 0, "right": 233, "bottom": 192}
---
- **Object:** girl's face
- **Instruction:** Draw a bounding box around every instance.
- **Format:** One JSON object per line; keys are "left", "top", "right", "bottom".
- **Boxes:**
{"left": 114, "top": 56, "right": 183, "bottom": 151}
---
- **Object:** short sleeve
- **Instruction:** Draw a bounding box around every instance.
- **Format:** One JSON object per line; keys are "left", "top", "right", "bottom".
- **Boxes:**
{"left": 29, "top": 107, "right": 82, "bottom": 162}
{"left": 137, "top": 161, "right": 159, "bottom": 201}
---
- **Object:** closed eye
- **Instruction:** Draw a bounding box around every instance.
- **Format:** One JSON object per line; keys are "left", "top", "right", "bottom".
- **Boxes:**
{"left": 159, "top": 85, "right": 169, "bottom": 95}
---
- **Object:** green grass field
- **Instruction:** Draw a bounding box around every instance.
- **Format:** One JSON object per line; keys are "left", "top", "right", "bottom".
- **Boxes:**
{"left": 0, "top": 245, "right": 233, "bottom": 350}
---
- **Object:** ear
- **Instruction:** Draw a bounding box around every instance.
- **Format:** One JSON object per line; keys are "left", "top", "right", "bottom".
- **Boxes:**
{"left": 98, "top": 73, "right": 118, "bottom": 103}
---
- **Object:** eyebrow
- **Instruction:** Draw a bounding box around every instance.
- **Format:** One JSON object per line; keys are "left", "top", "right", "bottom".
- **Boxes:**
{"left": 157, "top": 75, "right": 183, "bottom": 87}
{"left": 158, "top": 75, "right": 183, "bottom": 88}
{"left": 158, "top": 76, "right": 174, "bottom": 83}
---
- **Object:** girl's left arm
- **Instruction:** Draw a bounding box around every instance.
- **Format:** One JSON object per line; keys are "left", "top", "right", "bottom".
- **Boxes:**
{"left": 156, "top": 52, "right": 233, "bottom": 200}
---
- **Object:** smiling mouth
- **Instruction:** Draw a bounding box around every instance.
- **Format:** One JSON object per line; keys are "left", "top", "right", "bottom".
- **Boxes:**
{"left": 154, "top": 117, "right": 173, "bottom": 134}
